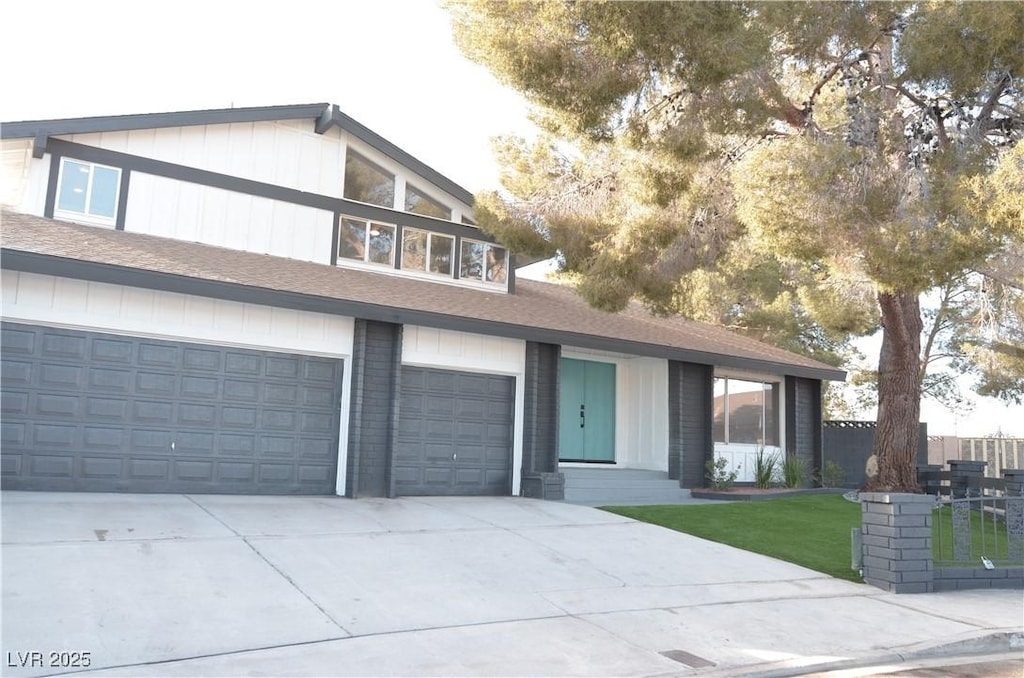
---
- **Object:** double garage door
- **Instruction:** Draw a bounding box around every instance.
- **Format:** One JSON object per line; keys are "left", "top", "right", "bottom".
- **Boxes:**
{"left": 394, "top": 366, "right": 514, "bottom": 496}
{"left": 1, "top": 323, "right": 344, "bottom": 494}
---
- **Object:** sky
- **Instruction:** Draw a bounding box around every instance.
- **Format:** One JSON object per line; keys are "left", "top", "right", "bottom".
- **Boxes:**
{"left": 3, "top": 1, "right": 1021, "bottom": 437}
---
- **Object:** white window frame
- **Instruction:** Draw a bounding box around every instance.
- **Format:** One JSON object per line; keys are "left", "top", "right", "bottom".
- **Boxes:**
{"left": 53, "top": 158, "right": 121, "bottom": 227}
{"left": 713, "top": 376, "right": 781, "bottom": 447}
{"left": 336, "top": 215, "right": 396, "bottom": 267}
{"left": 401, "top": 227, "right": 454, "bottom": 277}
{"left": 459, "top": 238, "right": 509, "bottom": 286}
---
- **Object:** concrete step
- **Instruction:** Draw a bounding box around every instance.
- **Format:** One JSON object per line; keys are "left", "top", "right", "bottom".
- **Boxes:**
{"left": 561, "top": 467, "right": 698, "bottom": 505}
{"left": 562, "top": 468, "right": 682, "bottom": 491}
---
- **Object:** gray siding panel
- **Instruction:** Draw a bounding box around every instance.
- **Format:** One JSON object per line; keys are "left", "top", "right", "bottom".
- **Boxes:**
{"left": 0, "top": 322, "right": 343, "bottom": 494}
{"left": 345, "top": 319, "right": 402, "bottom": 498}
{"left": 669, "top": 361, "right": 713, "bottom": 489}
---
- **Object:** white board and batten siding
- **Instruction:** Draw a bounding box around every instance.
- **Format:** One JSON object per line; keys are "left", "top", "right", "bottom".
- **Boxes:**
{"left": 66, "top": 122, "right": 474, "bottom": 219}
{"left": 125, "top": 173, "right": 335, "bottom": 264}
{"left": 1, "top": 140, "right": 50, "bottom": 216}
{"left": 1, "top": 270, "right": 357, "bottom": 495}
{"left": 66, "top": 121, "right": 346, "bottom": 197}
{"left": 561, "top": 348, "right": 670, "bottom": 472}
{"left": 402, "top": 325, "right": 526, "bottom": 495}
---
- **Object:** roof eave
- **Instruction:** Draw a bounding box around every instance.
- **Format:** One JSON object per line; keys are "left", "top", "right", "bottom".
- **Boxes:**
{"left": 1, "top": 103, "right": 332, "bottom": 141}
{"left": 0, "top": 247, "right": 847, "bottom": 383}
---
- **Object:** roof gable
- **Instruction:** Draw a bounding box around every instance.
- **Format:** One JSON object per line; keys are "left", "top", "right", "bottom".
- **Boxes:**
{"left": 1, "top": 103, "right": 474, "bottom": 207}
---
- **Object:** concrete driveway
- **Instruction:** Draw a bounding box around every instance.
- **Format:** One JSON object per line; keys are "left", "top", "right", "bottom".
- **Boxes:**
{"left": 2, "top": 492, "right": 1020, "bottom": 677}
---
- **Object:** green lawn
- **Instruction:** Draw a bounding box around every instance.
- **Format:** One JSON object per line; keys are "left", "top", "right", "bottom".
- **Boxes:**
{"left": 603, "top": 495, "right": 863, "bottom": 581}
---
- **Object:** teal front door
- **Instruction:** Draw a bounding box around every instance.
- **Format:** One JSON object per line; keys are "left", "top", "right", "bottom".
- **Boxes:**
{"left": 559, "top": 358, "right": 616, "bottom": 462}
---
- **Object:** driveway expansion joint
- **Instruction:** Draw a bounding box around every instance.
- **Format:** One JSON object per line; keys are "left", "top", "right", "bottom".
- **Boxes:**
{"left": 182, "top": 495, "right": 352, "bottom": 635}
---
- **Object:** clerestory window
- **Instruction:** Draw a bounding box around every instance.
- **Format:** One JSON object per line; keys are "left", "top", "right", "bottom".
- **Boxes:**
{"left": 343, "top": 151, "right": 395, "bottom": 208}
{"left": 405, "top": 183, "right": 452, "bottom": 220}
{"left": 337, "top": 216, "right": 396, "bottom": 266}
{"left": 460, "top": 239, "right": 508, "bottom": 284}
{"left": 401, "top": 228, "right": 454, "bottom": 276}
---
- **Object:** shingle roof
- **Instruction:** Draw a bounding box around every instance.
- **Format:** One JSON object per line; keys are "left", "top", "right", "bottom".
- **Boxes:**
{"left": 0, "top": 210, "right": 845, "bottom": 381}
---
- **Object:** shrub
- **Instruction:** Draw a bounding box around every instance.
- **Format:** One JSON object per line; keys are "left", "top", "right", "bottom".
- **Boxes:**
{"left": 782, "top": 455, "right": 809, "bottom": 488}
{"left": 820, "top": 460, "right": 847, "bottom": 488}
{"left": 705, "top": 456, "right": 738, "bottom": 490}
{"left": 754, "top": 448, "right": 779, "bottom": 489}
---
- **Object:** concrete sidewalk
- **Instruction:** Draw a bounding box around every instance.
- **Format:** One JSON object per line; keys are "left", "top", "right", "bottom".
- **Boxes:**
{"left": 2, "top": 492, "right": 1021, "bottom": 677}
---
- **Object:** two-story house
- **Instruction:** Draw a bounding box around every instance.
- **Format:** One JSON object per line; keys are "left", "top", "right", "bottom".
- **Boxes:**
{"left": 0, "top": 103, "right": 844, "bottom": 500}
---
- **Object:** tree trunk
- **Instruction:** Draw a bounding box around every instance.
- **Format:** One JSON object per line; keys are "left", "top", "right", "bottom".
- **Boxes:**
{"left": 868, "top": 290, "right": 924, "bottom": 492}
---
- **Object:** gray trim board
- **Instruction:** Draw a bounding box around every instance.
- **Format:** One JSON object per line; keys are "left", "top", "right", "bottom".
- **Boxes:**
{"left": 43, "top": 139, "right": 494, "bottom": 245}
{"left": 330, "top": 213, "right": 340, "bottom": 267}
{"left": 0, "top": 249, "right": 845, "bottom": 381}
{"left": 2, "top": 103, "right": 331, "bottom": 140}
{"left": 32, "top": 133, "right": 47, "bottom": 159}
{"left": 43, "top": 154, "right": 59, "bottom": 219}
{"left": 115, "top": 170, "right": 130, "bottom": 231}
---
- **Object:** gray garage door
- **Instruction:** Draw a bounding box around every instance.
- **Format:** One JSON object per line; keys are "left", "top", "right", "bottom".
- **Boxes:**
{"left": 0, "top": 323, "right": 344, "bottom": 494}
{"left": 394, "top": 367, "right": 513, "bottom": 496}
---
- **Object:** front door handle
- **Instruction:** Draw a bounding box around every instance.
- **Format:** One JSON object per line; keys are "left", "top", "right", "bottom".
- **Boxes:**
{"left": 580, "top": 404, "right": 585, "bottom": 428}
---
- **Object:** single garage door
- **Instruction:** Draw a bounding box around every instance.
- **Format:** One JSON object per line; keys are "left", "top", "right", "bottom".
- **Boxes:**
{"left": 394, "top": 366, "right": 513, "bottom": 496}
{"left": 0, "top": 323, "right": 344, "bottom": 494}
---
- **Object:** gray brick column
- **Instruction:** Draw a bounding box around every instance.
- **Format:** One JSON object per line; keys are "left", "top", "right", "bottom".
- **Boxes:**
{"left": 520, "top": 342, "right": 564, "bottom": 500}
{"left": 949, "top": 459, "right": 986, "bottom": 498}
{"left": 861, "top": 492, "right": 935, "bottom": 593}
{"left": 1003, "top": 469, "right": 1024, "bottom": 495}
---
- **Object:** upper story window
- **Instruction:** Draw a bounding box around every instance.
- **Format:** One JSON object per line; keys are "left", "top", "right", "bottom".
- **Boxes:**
{"left": 460, "top": 239, "right": 508, "bottom": 284}
{"left": 401, "top": 228, "right": 454, "bottom": 276}
{"left": 405, "top": 183, "right": 452, "bottom": 220}
{"left": 344, "top": 151, "right": 394, "bottom": 208}
{"left": 338, "top": 216, "right": 396, "bottom": 266}
{"left": 713, "top": 377, "right": 779, "bottom": 446}
{"left": 55, "top": 159, "right": 120, "bottom": 225}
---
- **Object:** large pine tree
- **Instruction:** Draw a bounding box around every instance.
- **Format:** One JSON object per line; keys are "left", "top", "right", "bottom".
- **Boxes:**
{"left": 446, "top": 0, "right": 1024, "bottom": 491}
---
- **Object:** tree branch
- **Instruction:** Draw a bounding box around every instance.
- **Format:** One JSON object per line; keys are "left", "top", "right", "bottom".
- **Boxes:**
{"left": 976, "top": 72, "right": 1012, "bottom": 128}
{"left": 920, "top": 284, "right": 953, "bottom": 380}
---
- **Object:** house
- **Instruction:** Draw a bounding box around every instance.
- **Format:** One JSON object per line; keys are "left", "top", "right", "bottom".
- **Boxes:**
{"left": 0, "top": 103, "right": 845, "bottom": 499}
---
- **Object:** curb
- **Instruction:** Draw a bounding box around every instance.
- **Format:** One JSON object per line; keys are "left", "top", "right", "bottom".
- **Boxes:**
{"left": 693, "top": 629, "right": 1023, "bottom": 678}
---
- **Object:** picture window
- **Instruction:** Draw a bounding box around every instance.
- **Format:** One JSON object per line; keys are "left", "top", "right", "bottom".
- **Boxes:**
{"left": 713, "top": 377, "right": 779, "bottom": 446}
